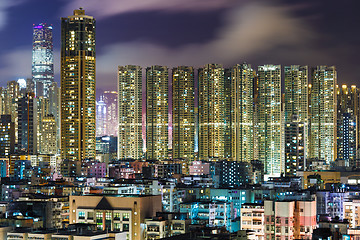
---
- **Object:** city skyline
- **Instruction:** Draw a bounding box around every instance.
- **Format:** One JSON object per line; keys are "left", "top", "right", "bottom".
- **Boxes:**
{"left": 0, "top": 0, "right": 360, "bottom": 91}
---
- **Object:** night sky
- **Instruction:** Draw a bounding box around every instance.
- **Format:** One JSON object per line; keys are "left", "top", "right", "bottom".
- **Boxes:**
{"left": 0, "top": 0, "right": 360, "bottom": 91}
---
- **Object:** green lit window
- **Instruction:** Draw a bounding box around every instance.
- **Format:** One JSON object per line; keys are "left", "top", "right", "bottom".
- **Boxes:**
{"left": 123, "top": 212, "right": 130, "bottom": 221}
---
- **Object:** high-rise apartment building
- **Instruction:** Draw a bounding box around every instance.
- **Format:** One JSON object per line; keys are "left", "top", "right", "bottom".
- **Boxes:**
{"left": 224, "top": 69, "right": 232, "bottom": 159}
{"left": 231, "top": 63, "right": 254, "bottom": 162}
{"left": 337, "top": 85, "right": 358, "bottom": 166}
{"left": 309, "top": 66, "right": 337, "bottom": 164}
{"left": 32, "top": 23, "right": 54, "bottom": 98}
{"left": 198, "top": 64, "right": 225, "bottom": 160}
{"left": 48, "top": 82, "right": 60, "bottom": 152}
{"left": 0, "top": 115, "right": 15, "bottom": 157}
{"left": 18, "top": 92, "right": 36, "bottom": 154}
{"left": 118, "top": 65, "right": 143, "bottom": 159}
{"left": 40, "top": 115, "right": 57, "bottom": 155}
{"left": 284, "top": 116, "right": 306, "bottom": 176}
{"left": 257, "top": 65, "right": 282, "bottom": 177}
{"left": 172, "top": 66, "right": 195, "bottom": 160}
{"left": 36, "top": 96, "right": 49, "bottom": 154}
{"left": 284, "top": 66, "right": 308, "bottom": 174}
{"left": 146, "top": 65, "right": 169, "bottom": 160}
{"left": 284, "top": 66, "right": 308, "bottom": 123}
{"left": 61, "top": 8, "right": 96, "bottom": 161}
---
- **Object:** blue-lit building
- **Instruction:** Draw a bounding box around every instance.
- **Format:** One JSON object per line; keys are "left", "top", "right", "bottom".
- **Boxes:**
{"left": 13, "top": 160, "right": 32, "bottom": 181}
{"left": 180, "top": 200, "right": 237, "bottom": 232}
{"left": 32, "top": 23, "right": 54, "bottom": 98}
{"left": 337, "top": 85, "right": 358, "bottom": 167}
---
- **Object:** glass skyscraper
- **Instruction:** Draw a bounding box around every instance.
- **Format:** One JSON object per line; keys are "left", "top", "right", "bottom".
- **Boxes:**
{"left": 32, "top": 23, "right": 54, "bottom": 98}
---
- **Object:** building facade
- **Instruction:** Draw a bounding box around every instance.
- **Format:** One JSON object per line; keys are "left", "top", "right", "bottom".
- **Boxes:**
{"left": 337, "top": 85, "right": 358, "bottom": 166}
{"left": 257, "top": 65, "right": 282, "bottom": 177}
{"left": 146, "top": 65, "right": 169, "bottom": 160}
{"left": 61, "top": 8, "right": 96, "bottom": 162}
{"left": 309, "top": 66, "right": 337, "bottom": 164}
{"left": 172, "top": 66, "right": 195, "bottom": 160}
{"left": 231, "top": 63, "right": 254, "bottom": 162}
{"left": 118, "top": 65, "right": 143, "bottom": 159}
{"left": 198, "top": 64, "right": 225, "bottom": 160}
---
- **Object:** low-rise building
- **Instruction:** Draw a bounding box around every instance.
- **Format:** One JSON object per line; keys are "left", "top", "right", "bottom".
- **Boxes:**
{"left": 69, "top": 195, "right": 162, "bottom": 240}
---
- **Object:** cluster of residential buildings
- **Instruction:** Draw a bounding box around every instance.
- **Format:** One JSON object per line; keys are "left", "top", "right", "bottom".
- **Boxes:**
{"left": 1, "top": 7, "right": 360, "bottom": 240}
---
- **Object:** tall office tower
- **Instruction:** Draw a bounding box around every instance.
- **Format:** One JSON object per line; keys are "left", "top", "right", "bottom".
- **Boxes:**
{"left": 32, "top": 23, "right": 54, "bottom": 98}
{"left": 224, "top": 69, "right": 232, "bottom": 159}
{"left": 257, "top": 65, "right": 282, "bottom": 177}
{"left": 309, "top": 66, "right": 337, "bottom": 164}
{"left": 337, "top": 85, "right": 357, "bottom": 166}
{"left": 118, "top": 65, "right": 143, "bottom": 159}
{"left": 103, "top": 91, "right": 118, "bottom": 136}
{"left": 96, "top": 97, "right": 106, "bottom": 137}
{"left": 198, "top": 64, "right": 225, "bottom": 160}
{"left": 0, "top": 115, "right": 15, "bottom": 157}
{"left": 146, "top": 65, "right": 169, "bottom": 160}
{"left": 18, "top": 92, "right": 36, "bottom": 154}
{"left": 284, "top": 115, "right": 305, "bottom": 176}
{"left": 40, "top": 115, "right": 57, "bottom": 154}
{"left": 284, "top": 66, "right": 309, "bottom": 122}
{"left": 172, "top": 66, "right": 195, "bottom": 160}
{"left": 231, "top": 63, "right": 254, "bottom": 162}
{"left": 61, "top": 8, "right": 96, "bottom": 161}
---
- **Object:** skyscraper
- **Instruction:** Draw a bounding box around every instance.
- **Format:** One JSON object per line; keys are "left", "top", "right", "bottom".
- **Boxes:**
{"left": 118, "top": 65, "right": 143, "bottom": 159}
{"left": 284, "top": 115, "right": 305, "bottom": 176}
{"left": 18, "top": 92, "right": 36, "bottom": 154}
{"left": 231, "top": 63, "right": 254, "bottom": 162}
{"left": 257, "top": 65, "right": 282, "bottom": 177}
{"left": 198, "top": 64, "right": 225, "bottom": 160}
{"left": 0, "top": 115, "right": 15, "bottom": 157}
{"left": 172, "top": 66, "right": 195, "bottom": 160}
{"left": 309, "top": 66, "right": 337, "bottom": 164}
{"left": 40, "top": 115, "right": 57, "bottom": 155}
{"left": 337, "top": 85, "right": 357, "bottom": 166}
{"left": 284, "top": 66, "right": 308, "bottom": 123}
{"left": 96, "top": 97, "right": 106, "bottom": 137}
{"left": 32, "top": 23, "right": 54, "bottom": 98}
{"left": 284, "top": 66, "right": 308, "bottom": 172}
{"left": 61, "top": 8, "right": 96, "bottom": 162}
{"left": 146, "top": 65, "right": 169, "bottom": 160}
{"left": 103, "top": 91, "right": 118, "bottom": 136}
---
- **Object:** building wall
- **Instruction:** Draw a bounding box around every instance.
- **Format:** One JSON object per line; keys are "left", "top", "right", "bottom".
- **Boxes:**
{"left": 309, "top": 66, "right": 337, "bottom": 164}
{"left": 69, "top": 195, "right": 162, "bottom": 240}
{"left": 172, "top": 66, "right": 195, "bottom": 160}
{"left": 257, "top": 65, "right": 282, "bottom": 177}
{"left": 231, "top": 63, "right": 254, "bottom": 162}
{"left": 198, "top": 64, "right": 225, "bottom": 159}
{"left": 61, "top": 9, "right": 96, "bottom": 162}
{"left": 146, "top": 65, "right": 169, "bottom": 160}
{"left": 118, "top": 65, "right": 143, "bottom": 159}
